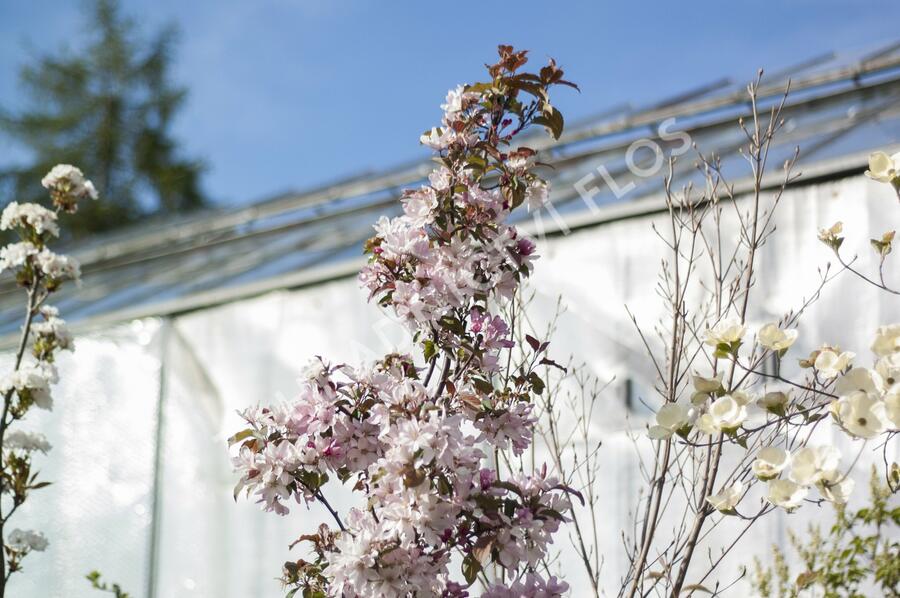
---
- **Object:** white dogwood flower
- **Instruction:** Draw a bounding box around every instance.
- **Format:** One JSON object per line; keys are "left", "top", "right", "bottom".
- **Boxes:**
{"left": 705, "top": 480, "right": 743, "bottom": 512}
{"left": 871, "top": 324, "right": 900, "bottom": 357}
{"left": 703, "top": 316, "right": 746, "bottom": 347}
{"left": 814, "top": 348, "right": 854, "bottom": 379}
{"left": 692, "top": 373, "right": 723, "bottom": 394}
{"left": 865, "top": 151, "right": 900, "bottom": 183}
{"left": 752, "top": 447, "right": 790, "bottom": 481}
{"left": 875, "top": 353, "right": 900, "bottom": 387}
{"left": 757, "top": 391, "right": 790, "bottom": 414}
{"left": 696, "top": 395, "right": 747, "bottom": 434}
{"left": 758, "top": 323, "right": 798, "bottom": 352}
{"left": 835, "top": 367, "right": 885, "bottom": 396}
{"left": 648, "top": 403, "right": 693, "bottom": 439}
{"left": 766, "top": 479, "right": 807, "bottom": 511}
{"left": 885, "top": 392, "right": 900, "bottom": 430}
{"left": 789, "top": 446, "right": 840, "bottom": 486}
{"left": 691, "top": 373, "right": 723, "bottom": 403}
{"left": 829, "top": 391, "right": 888, "bottom": 439}
{"left": 816, "top": 470, "right": 855, "bottom": 505}
{"left": 731, "top": 390, "right": 756, "bottom": 406}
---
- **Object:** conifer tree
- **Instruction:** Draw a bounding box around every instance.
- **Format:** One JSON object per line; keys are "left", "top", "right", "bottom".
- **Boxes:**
{"left": 1, "top": 0, "right": 206, "bottom": 236}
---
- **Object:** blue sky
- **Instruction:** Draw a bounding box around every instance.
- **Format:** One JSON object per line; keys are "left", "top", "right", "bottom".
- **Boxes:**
{"left": 1, "top": 0, "right": 898, "bottom": 206}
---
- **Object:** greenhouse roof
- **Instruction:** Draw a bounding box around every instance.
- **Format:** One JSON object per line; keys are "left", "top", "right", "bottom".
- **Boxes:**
{"left": 2, "top": 40, "right": 900, "bottom": 337}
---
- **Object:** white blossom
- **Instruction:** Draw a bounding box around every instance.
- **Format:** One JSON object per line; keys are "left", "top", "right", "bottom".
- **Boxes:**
{"left": 875, "top": 352, "right": 900, "bottom": 387}
{"left": 871, "top": 324, "right": 900, "bottom": 357}
{"left": 813, "top": 348, "right": 854, "bottom": 379}
{"left": 0, "top": 241, "right": 38, "bottom": 274}
{"left": 4, "top": 430, "right": 52, "bottom": 454}
{"left": 0, "top": 364, "right": 54, "bottom": 410}
{"left": 0, "top": 202, "right": 59, "bottom": 237}
{"left": 766, "top": 479, "right": 807, "bottom": 511}
{"left": 696, "top": 395, "right": 746, "bottom": 434}
{"left": 440, "top": 84, "right": 476, "bottom": 116}
{"left": 648, "top": 403, "right": 693, "bottom": 439}
{"left": 41, "top": 164, "right": 97, "bottom": 199}
{"left": 400, "top": 188, "right": 437, "bottom": 227}
{"left": 789, "top": 446, "right": 840, "bottom": 486}
{"left": 84, "top": 180, "right": 98, "bottom": 200}
{"left": 757, "top": 323, "right": 798, "bottom": 352}
{"left": 692, "top": 373, "right": 722, "bottom": 394}
{"left": 7, "top": 529, "right": 48, "bottom": 552}
{"left": 834, "top": 367, "right": 885, "bottom": 396}
{"left": 35, "top": 249, "right": 81, "bottom": 281}
{"left": 419, "top": 127, "right": 454, "bottom": 150}
{"left": 752, "top": 447, "right": 790, "bottom": 481}
{"left": 731, "top": 389, "right": 756, "bottom": 407}
{"left": 864, "top": 151, "right": 900, "bottom": 183}
{"left": 705, "top": 480, "right": 743, "bottom": 512}
{"left": 816, "top": 470, "right": 855, "bottom": 505}
{"left": 32, "top": 310, "right": 73, "bottom": 351}
{"left": 757, "top": 390, "right": 790, "bottom": 414}
{"left": 703, "top": 316, "right": 746, "bottom": 347}
{"left": 829, "top": 391, "right": 888, "bottom": 439}
{"left": 885, "top": 392, "right": 900, "bottom": 430}
{"left": 524, "top": 180, "right": 549, "bottom": 212}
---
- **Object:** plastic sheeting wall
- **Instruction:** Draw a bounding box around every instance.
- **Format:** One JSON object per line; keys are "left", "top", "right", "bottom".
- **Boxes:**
{"left": 6, "top": 174, "right": 900, "bottom": 597}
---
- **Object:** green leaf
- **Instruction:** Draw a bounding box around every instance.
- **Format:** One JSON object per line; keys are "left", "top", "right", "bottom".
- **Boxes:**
{"left": 533, "top": 105, "right": 564, "bottom": 139}
{"left": 439, "top": 315, "right": 465, "bottom": 335}
{"left": 472, "top": 377, "right": 494, "bottom": 394}
{"left": 795, "top": 570, "right": 819, "bottom": 589}
{"left": 227, "top": 429, "right": 255, "bottom": 445}
{"left": 423, "top": 340, "right": 436, "bottom": 362}
{"left": 462, "top": 553, "right": 482, "bottom": 584}
{"left": 528, "top": 372, "right": 545, "bottom": 395}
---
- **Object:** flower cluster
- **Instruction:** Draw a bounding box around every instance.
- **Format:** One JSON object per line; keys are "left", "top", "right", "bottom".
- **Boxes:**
{"left": 232, "top": 47, "right": 578, "bottom": 597}
{"left": 652, "top": 315, "right": 898, "bottom": 515}
{"left": 747, "top": 445, "right": 853, "bottom": 510}
{"left": 0, "top": 187, "right": 83, "bottom": 289}
{"left": 40, "top": 164, "right": 98, "bottom": 212}
{"left": 828, "top": 325, "right": 900, "bottom": 438}
{"left": 3, "top": 431, "right": 51, "bottom": 454}
{"left": 0, "top": 164, "right": 93, "bottom": 584}
{"left": 6, "top": 529, "right": 48, "bottom": 553}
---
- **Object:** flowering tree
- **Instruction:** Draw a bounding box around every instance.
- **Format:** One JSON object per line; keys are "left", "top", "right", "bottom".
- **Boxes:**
{"left": 516, "top": 81, "right": 900, "bottom": 598}
{"left": 535, "top": 78, "right": 899, "bottom": 596}
{"left": 0, "top": 165, "right": 95, "bottom": 595}
{"left": 230, "top": 46, "right": 580, "bottom": 597}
